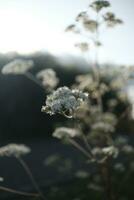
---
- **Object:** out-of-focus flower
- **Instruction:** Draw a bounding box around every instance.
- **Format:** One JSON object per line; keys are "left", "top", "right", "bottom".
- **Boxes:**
{"left": 102, "top": 146, "right": 119, "bottom": 158}
{"left": 90, "top": 0, "right": 110, "bottom": 12}
{"left": 0, "top": 144, "right": 31, "bottom": 157}
{"left": 42, "top": 86, "right": 88, "bottom": 116}
{"left": 65, "top": 24, "right": 80, "bottom": 33}
{"left": 83, "top": 20, "right": 98, "bottom": 32}
{"left": 0, "top": 177, "right": 4, "bottom": 182}
{"left": 75, "top": 42, "right": 89, "bottom": 52}
{"left": 122, "top": 145, "right": 134, "bottom": 154}
{"left": 53, "top": 127, "right": 81, "bottom": 139}
{"left": 103, "top": 12, "right": 123, "bottom": 27}
{"left": 75, "top": 12, "right": 89, "bottom": 22}
{"left": 91, "top": 122, "right": 115, "bottom": 133}
{"left": 36, "top": 68, "right": 59, "bottom": 91}
{"left": 1, "top": 59, "right": 34, "bottom": 75}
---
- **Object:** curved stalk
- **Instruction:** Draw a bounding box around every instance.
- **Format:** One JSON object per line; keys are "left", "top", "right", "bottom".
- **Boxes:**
{"left": 25, "top": 72, "right": 45, "bottom": 89}
{"left": 17, "top": 157, "right": 47, "bottom": 200}
{"left": 0, "top": 186, "right": 39, "bottom": 197}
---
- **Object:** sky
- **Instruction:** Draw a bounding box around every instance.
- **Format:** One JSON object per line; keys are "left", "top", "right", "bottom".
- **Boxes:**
{"left": 0, "top": 0, "right": 133, "bottom": 65}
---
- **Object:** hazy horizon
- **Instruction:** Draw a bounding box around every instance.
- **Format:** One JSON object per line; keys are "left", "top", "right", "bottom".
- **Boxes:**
{"left": 0, "top": 0, "right": 133, "bottom": 65}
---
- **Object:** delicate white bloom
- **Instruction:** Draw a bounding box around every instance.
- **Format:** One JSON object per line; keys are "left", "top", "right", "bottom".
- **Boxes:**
{"left": 53, "top": 127, "right": 81, "bottom": 139}
{"left": 0, "top": 144, "right": 31, "bottom": 157}
{"left": 42, "top": 86, "right": 88, "bottom": 116}
{"left": 1, "top": 59, "right": 34, "bottom": 75}
{"left": 92, "top": 147, "right": 103, "bottom": 156}
{"left": 91, "top": 122, "right": 115, "bottom": 133}
{"left": 36, "top": 68, "right": 59, "bottom": 91}
{"left": 102, "top": 146, "right": 119, "bottom": 158}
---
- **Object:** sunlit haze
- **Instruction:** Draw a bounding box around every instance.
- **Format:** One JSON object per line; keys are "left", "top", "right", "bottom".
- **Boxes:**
{"left": 0, "top": 0, "right": 134, "bottom": 65}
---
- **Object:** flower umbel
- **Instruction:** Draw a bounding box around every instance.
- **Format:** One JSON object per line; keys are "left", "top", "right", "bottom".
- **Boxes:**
{"left": 1, "top": 59, "right": 34, "bottom": 75}
{"left": 0, "top": 144, "right": 31, "bottom": 157}
{"left": 36, "top": 68, "right": 59, "bottom": 91}
{"left": 53, "top": 127, "right": 81, "bottom": 139}
{"left": 42, "top": 86, "right": 88, "bottom": 117}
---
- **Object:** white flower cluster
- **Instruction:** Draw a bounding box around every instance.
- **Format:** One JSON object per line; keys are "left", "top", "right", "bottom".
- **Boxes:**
{"left": 0, "top": 144, "right": 31, "bottom": 157}
{"left": 92, "top": 146, "right": 118, "bottom": 159}
{"left": 42, "top": 86, "right": 88, "bottom": 116}
{"left": 36, "top": 68, "right": 59, "bottom": 91}
{"left": 53, "top": 127, "right": 81, "bottom": 139}
{"left": 90, "top": 0, "right": 110, "bottom": 12}
{"left": 1, "top": 59, "right": 34, "bottom": 75}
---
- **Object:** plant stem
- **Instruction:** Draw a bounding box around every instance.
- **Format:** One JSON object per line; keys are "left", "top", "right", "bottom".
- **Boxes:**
{"left": 100, "top": 158, "right": 116, "bottom": 200}
{"left": 0, "top": 186, "right": 39, "bottom": 197}
{"left": 17, "top": 157, "right": 47, "bottom": 200}
{"left": 69, "top": 138, "right": 92, "bottom": 160}
{"left": 25, "top": 72, "right": 45, "bottom": 89}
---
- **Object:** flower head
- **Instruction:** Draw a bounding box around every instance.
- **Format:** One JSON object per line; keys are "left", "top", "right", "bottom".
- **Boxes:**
{"left": 1, "top": 59, "right": 34, "bottom": 75}
{"left": 0, "top": 144, "right": 31, "bottom": 157}
{"left": 90, "top": 0, "right": 110, "bottom": 12}
{"left": 53, "top": 127, "right": 81, "bottom": 139}
{"left": 42, "top": 86, "right": 88, "bottom": 117}
{"left": 36, "top": 68, "right": 59, "bottom": 91}
{"left": 75, "top": 42, "right": 89, "bottom": 52}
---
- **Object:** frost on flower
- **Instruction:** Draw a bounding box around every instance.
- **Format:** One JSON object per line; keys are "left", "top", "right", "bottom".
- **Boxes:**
{"left": 1, "top": 59, "right": 34, "bottom": 75}
{"left": 36, "top": 68, "right": 59, "bottom": 91}
{"left": 42, "top": 86, "right": 88, "bottom": 117}
{"left": 0, "top": 144, "right": 31, "bottom": 157}
{"left": 53, "top": 127, "right": 81, "bottom": 139}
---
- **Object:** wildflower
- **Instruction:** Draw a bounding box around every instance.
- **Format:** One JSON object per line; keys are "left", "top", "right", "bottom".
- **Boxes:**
{"left": 91, "top": 122, "right": 115, "bottom": 133}
{"left": 103, "top": 12, "right": 123, "bottom": 27}
{"left": 90, "top": 0, "right": 110, "bottom": 12}
{"left": 36, "top": 68, "right": 59, "bottom": 91}
{"left": 83, "top": 20, "right": 98, "bottom": 32}
{"left": 65, "top": 24, "right": 80, "bottom": 33}
{"left": 75, "top": 12, "right": 89, "bottom": 22}
{"left": 75, "top": 42, "right": 89, "bottom": 52}
{"left": 0, "top": 144, "right": 31, "bottom": 157}
{"left": 42, "top": 86, "right": 88, "bottom": 116}
{"left": 1, "top": 59, "right": 34, "bottom": 75}
{"left": 102, "top": 146, "right": 119, "bottom": 158}
{"left": 53, "top": 127, "right": 81, "bottom": 139}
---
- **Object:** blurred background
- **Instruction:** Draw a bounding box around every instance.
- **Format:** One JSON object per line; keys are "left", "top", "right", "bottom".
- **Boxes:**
{"left": 0, "top": 0, "right": 134, "bottom": 199}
